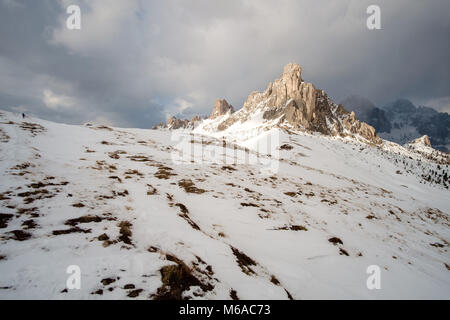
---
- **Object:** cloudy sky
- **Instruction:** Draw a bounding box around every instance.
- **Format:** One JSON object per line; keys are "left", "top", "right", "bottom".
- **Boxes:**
{"left": 1, "top": 0, "right": 449, "bottom": 127}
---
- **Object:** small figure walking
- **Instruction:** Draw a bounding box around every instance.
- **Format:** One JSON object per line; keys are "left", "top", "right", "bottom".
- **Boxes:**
{"left": 22, "top": 113, "right": 25, "bottom": 119}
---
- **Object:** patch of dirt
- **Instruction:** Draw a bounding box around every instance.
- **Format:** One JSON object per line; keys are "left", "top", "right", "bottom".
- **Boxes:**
{"left": 321, "top": 198, "right": 338, "bottom": 205}
{"left": 0, "top": 192, "right": 11, "bottom": 201}
{"left": 328, "top": 237, "right": 343, "bottom": 245}
{"left": 240, "top": 202, "right": 259, "bottom": 207}
{"left": 101, "top": 278, "right": 117, "bottom": 286}
{"left": 231, "top": 246, "right": 257, "bottom": 275}
{"left": 127, "top": 155, "right": 152, "bottom": 162}
{"left": 72, "top": 202, "right": 85, "bottom": 208}
{"left": 21, "top": 219, "right": 38, "bottom": 230}
{"left": 8, "top": 230, "right": 32, "bottom": 241}
{"left": 230, "top": 289, "right": 239, "bottom": 300}
{"left": 16, "top": 207, "right": 39, "bottom": 217}
{"left": 11, "top": 163, "right": 33, "bottom": 170}
{"left": 65, "top": 215, "right": 116, "bottom": 226}
{"left": 0, "top": 128, "right": 10, "bottom": 143}
{"left": 28, "top": 181, "right": 68, "bottom": 188}
{"left": 108, "top": 176, "right": 122, "bottom": 183}
{"left": 124, "top": 169, "right": 144, "bottom": 178}
{"left": 98, "top": 233, "right": 110, "bottom": 241}
{"left": 117, "top": 221, "right": 133, "bottom": 245}
{"left": 154, "top": 166, "right": 177, "bottom": 179}
{"left": 270, "top": 275, "right": 280, "bottom": 285}
{"left": 0, "top": 213, "right": 14, "bottom": 229}
{"left": 178, "top": 179, "right": 206, "bottom": 194}
{"left": 127, "top": 289, "right": 143, "bottom": 298}
{"left": 152, "top": 254, "right": 213, "bottom": 300}
{"left": 285, "top": 289, "right": 294, "bottom": 300}
{"left": 91, "top": 289, "right": 103, "bottom": 295}
{"left": 174, "top": 203, "right": 201, "bottom": 231}
{"left": 96, "top": 125, "right": 113, "bottom": 131}
{"left": 147, "top": 184, "right": 157, "bottom": 195}
{"left": 108, "top": 152, "right": 120, "bottom": 159}
{"left": 273, "top": 225, "right": 308, "bottom": 231}
{"left": 52, "top": 227, "right": 91, "bottom": 236}
{"left": 221, "top": 166, "right": 236, "bottom": 171}
{"left": 19, "top": 122, "right": 46, "bottom": 136}
{"left": 116, "top": 190, "right": 129, "bottom": 197}
{"left": 17, "top": 188, "right": 55, "bottom": 204}
{"left": 280, "top": 144, "right": 293, "bottom": 150}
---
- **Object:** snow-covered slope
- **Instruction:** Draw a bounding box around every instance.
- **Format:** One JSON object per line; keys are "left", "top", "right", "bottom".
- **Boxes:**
{"left": 0, "top": 110, "right": 449, "bottom": 299}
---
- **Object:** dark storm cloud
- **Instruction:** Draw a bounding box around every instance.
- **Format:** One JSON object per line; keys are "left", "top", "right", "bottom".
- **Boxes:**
{"left": 0, "top": 0, "right": 449, "bottom": 128}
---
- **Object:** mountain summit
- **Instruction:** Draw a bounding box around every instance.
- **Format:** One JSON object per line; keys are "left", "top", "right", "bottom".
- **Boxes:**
{"left": 209, "top": 99, "right": 234, "bottom": 119}
{"left": 191, "top": 63, "right": 381, "bottom": 144}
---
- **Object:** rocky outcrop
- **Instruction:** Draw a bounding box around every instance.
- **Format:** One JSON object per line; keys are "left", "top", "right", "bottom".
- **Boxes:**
{"left": 214, "top": 63, "right": 381, "bottom": 144}
{"left": 164, "top": 116, "right": 198, "bottom": 130}
{"left": 412, "top": 135, "right": 432, "bottom": 147}
{"left": 342, "top": 96, "right": 450, "bottom": 152}
{"left": 209, "top": 99, "right": 234, "bottom": 119}
{"left": 340, "top": 95, "right": 392, "bottom": 133}
{"left": 383, "top": 100, "right": 450, "bottom": 152}
{"left": 166, "top": 116, "right": 190, "bottom": 130}
{"left": 405, "top": 135, "right": 450, "bottom": 165}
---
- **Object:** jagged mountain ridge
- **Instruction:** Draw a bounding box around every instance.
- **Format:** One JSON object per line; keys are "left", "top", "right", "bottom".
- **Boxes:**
{"left": 341, "top": 96, "right": 450, "bottom": 152}
{"left": 165, "top": 64, "right": 381, "bottom": 145}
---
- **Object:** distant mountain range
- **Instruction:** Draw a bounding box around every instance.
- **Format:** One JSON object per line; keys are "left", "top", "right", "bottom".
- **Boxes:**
{"left": 340, "top": 96, "right": 450, "bottom": 152}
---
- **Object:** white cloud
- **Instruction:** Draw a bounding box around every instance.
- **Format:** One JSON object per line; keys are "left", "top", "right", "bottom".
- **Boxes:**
{"left": 51, "top": 0, "right": 140, "bottom": 55}
{"left": 43, "top": 89, "right": 76, "bottom": 110}
{"left": 165, "top": 98, "right": 194, "bottom": 119}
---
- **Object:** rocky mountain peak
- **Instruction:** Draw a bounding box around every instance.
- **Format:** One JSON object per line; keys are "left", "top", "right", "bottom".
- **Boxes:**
{"left": 413, "top": 135, "right": 432, "bottom": 147}
{"left": 166, "top": 116, "right": 189, "bottom": 130}
{"left": 213, "top": 63, "right": 381, "bottom": 144}
{"left": 209, "top": 99, "right": 234, "bottom": 119}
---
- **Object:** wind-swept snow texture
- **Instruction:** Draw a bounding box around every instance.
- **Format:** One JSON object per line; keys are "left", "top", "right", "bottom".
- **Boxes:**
{"left": 0, "top": 110, "right": 448, "bottom": 299}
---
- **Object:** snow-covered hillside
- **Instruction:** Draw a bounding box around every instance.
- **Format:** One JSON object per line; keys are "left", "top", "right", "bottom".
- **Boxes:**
{"left": 0, "top": 110, "right": 449, "bottom": 299}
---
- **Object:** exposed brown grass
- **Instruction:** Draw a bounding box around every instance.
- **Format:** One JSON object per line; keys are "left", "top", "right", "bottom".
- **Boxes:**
{"left": 0, "top": 213, "right": 13, "bottom": 229}
{"left": 52, "top": 227, "right": 91, "bottom": 235}
{"left": 9, "top": 230, "right": 32, "bottom": 241}
{"left": 152, "top": 254, "right": 213, "bottom": 300}
{"left": 178, "top": 179, "right": 206, "bottom": 194}
{"left": 154, "top": 166, "right": 177, "bottom": 179}
{"left": 118, "top": 221, "right": 133, "bottom": 245}
{"left": 273, "top": 225, "right": 308, "bottom": 231}
{"left": 328, "top": 237, "right": 343, "bottom": 245}
{"left": 231, "top": 246, "right": 256, "bottom": 275}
